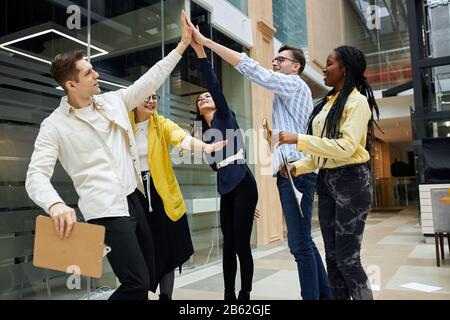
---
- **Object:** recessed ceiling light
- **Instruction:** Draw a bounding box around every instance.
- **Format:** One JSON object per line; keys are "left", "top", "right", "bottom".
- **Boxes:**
{"left": 145, "top": 28, "right": 159, "bottom": 35}
{"left": 167, "top": 23, "right": 178, "bottom": 30}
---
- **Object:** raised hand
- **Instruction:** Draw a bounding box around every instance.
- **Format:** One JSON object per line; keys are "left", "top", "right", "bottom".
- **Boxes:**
{"left": 193, "top": 25, "right": 209, "bottom": 46}
{"left": 190, "top": 34, "right": 204, "bottom": 52}
{"left": 184, "top": 14, "right": 208, "bottom": 46}
{"left": 190, "top": 32, "right": 207, "bottom": 58}
{"left": 180, "top": 10, "right": 193, "bottom": 46}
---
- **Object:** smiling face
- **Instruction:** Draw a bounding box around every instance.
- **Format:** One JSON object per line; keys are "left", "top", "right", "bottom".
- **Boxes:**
{"left": 136, "top": 93, "right": 159, "bottom": 120}
{"left": 196, "top": 92, "right": 216, "bottom": 116}
{"left": 323, "top": 51, "right": 346, "bottom": 88}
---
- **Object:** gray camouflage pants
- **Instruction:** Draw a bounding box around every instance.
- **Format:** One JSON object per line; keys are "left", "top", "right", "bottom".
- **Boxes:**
{"left": 317, "top": 163, "right": 373, "bottom": 300}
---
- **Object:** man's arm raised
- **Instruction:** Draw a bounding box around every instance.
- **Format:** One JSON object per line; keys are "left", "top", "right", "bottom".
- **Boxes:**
{"left": 120, "top": 11, "right": 193, "bottom": 111}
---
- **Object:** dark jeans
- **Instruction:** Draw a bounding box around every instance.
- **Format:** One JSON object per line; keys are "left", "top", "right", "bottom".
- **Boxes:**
{"left": 220, "top": 169, "right": 258, "bottom": 296}
{"left": 277, "top": 172, "right": 333, "bottom": 300}
{"left": 89, "top": 189, "right": 156, "bottom": 300}
{"left": 317, "top": 163, "right": 373, "bottom": 300}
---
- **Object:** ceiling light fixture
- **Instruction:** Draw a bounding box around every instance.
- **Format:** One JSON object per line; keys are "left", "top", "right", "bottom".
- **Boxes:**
{"left": 0, "top": 29, "right": 108, "bottom": 65}
{"left": 55, "top": 79, "right": 127, "bottom": 91}
{"left": 98, "top": 79, "right": 127, "bottom": 89}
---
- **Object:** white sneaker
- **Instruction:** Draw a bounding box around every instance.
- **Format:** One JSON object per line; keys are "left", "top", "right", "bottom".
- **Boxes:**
{"left": 79, "top": 287, "right": 116, "bottom": 300}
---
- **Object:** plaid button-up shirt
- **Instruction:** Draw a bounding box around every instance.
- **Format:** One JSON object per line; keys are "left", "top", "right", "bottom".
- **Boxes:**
{"left": 235, "top": 53, "right": 313, "bottom": 176}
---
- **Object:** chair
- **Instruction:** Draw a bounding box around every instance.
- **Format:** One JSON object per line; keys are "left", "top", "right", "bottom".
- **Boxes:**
{"left": 431, "top": 189, "right": 450, "bottom": 267}
{"left": 0, "top": 211, "right": 54, "bottom": 299}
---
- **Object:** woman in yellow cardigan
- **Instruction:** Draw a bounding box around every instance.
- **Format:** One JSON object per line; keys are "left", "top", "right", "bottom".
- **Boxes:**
{"left": 130, "top": 93, "right": 227, "bottom": 300}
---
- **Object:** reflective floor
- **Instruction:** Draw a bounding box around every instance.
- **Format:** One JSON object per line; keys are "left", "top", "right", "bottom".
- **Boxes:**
{"left": 169, "top": 207, "right": 450, "bottom": 300}
{"left": 4, "top": 207, "right": 449, "bottom": 300}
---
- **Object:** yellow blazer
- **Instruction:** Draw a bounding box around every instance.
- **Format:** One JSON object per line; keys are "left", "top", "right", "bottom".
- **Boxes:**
{"left": 129, "top": 111, "right": 189, "bottom": 221}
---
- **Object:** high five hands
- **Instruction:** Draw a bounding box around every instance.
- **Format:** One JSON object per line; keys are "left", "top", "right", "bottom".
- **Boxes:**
{"left": 183, "top": 13, "right": 209, "bottom": 46}
{"left": 180, "top": 10, "right": 193, "bottom": 46}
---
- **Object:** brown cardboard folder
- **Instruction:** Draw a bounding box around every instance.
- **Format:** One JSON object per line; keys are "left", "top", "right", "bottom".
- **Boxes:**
{"left": 33, "top": 215, "right": 106, "bottom": 278}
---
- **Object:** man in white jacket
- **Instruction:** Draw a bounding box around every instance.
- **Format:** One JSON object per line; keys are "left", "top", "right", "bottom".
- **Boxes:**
{"left": 25, "top": 12, "right": 192, "bottom": 300}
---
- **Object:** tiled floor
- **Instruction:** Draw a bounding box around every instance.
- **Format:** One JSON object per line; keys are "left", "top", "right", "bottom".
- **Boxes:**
{"left": 170, "top": 207, "right": 450, "bottom": 300}
{"left": 5, "top": 207, "right": 449, "bottom": 300}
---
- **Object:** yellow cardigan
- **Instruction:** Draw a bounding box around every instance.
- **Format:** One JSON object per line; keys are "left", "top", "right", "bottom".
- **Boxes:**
{"left": 129, "top": 111, "right": 189, "bottom": 221}
{"left": 293, "top": 88, "right": 372, "bottom": 176}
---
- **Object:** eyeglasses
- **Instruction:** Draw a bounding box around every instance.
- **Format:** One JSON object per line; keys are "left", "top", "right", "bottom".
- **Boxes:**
{"left": 145, "top": 94, "right": 160, "bottom": 102}
{"left": 272, "top": 56, "right": 299, "bottom": 65}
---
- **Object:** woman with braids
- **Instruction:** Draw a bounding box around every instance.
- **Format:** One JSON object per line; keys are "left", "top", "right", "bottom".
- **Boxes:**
{"left": 278, "top": 45, "right": 379, "bottom": 300}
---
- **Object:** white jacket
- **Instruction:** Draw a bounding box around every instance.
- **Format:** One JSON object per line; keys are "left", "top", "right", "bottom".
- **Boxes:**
{"left": 25, "top": 49, "right": 182, "bottom": 221}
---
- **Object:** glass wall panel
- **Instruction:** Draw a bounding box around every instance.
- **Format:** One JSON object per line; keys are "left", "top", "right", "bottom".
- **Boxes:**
{"left": 272, "top": 0, "right": 308, "bottom": 49}
{"left": 413, "top": 66, "right": 450, "bottom": 113}
{"left": 427, "top": 2, "right": 450, "bottom": 114}
{"left": 226, "top": 0, "right": 248, "bottom": 15}
{"left": 345, "top": 0, "right": 412, "bottom": 90}
{"left": 0, "top": 0, "right": 103, "bottom": 299}
{"left": 427, "top": 2, "right": 450, "bottom": 60}
{"left": 425, "top": 119, "right": 450, "bottom": 138}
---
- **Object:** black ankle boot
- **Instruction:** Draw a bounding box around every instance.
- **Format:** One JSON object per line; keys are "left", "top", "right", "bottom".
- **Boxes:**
{"left": 238, "top": 290, "right": 250, "bottom": 301}
{"left": 224, "top": 290, "right": 236, "bottom": 301}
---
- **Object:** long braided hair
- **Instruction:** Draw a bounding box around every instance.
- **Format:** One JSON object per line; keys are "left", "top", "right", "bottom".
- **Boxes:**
{"left": 308, "top": 46, "right": 380, "bottom": 165}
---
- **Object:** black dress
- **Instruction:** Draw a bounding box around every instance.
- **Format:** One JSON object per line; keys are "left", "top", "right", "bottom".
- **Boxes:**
{"left": 139, "top": 171, "right": 194, "bottom": 285}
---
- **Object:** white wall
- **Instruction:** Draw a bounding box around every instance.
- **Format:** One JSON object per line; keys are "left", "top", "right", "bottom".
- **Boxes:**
{"left": 376, "top": 94, "right": 414, "bottom": 120}
{"left": 192, "top": 0, "right": 253, "bottom": 48}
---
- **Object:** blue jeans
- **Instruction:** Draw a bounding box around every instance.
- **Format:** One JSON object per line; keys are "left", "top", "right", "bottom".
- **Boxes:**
{"left": 277, "top": 172, "right": 333, "bottom": 300}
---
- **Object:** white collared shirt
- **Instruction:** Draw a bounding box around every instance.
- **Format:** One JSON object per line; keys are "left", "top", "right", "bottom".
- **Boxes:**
{"left": 135, "top": 119, "right": 193, "bottom": 172}
{"left": 75, "top": 104, "right": 136, "bottom": 195}
{"left": 25, "top": 49, "right": 182, "bottom": 221}
{"left": 235, "top": 53, "right": 313, "bottom": 176}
